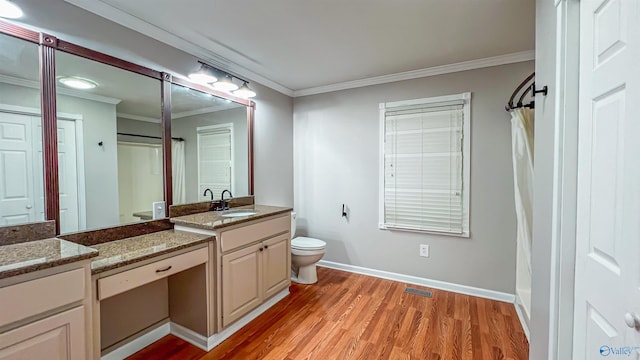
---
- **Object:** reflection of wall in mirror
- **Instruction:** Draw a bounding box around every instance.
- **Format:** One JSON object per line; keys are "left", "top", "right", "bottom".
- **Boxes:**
{"left": 0, "top": 82, "right": 119, "bottom": 231}
{"left": 172, "top": 108, "right": 248, "bottom": 203}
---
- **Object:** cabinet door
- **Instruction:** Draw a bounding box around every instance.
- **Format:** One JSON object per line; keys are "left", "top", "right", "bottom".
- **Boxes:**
{"left": 222, "top": 243, "right": 263, "bottom": 327}
{"left": 263, "top": 233, "right": 291, "bottom": 299}
{"left": 0, "top": 306, "right": 85, "bottom": 360}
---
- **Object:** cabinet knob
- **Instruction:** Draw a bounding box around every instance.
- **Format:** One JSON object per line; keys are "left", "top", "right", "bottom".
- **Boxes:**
{"left": 259, "top": 247, "right": 263, "bottom": 252}
{"left": 26, "top": 205, "right": 33, "bottom": 209}
{"left": 264, "top": 245, "right": 269, "bottom": 249}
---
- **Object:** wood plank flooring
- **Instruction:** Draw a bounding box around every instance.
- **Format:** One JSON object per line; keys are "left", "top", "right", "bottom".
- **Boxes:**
{"left": 127, "top": 267, "right": 528, "bottom": 360}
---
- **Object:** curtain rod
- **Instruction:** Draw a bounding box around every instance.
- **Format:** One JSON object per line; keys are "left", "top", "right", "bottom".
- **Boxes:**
{"left": 117, "top": 132, "right": 184, "bottom": 142}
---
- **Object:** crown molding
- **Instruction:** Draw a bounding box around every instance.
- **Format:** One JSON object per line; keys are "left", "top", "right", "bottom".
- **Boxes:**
{"left": 293, "top": 50, "right": 535, "bottom": 97}
{"left": 117, "top": 112, "right": 159, "bottom": 123}
{"left": 172, "top": 105, "right": 233, "bottom": 119}
{"left": 0, "top": 74, "right": 122, "bottom": 104}
{"left": 64, "top": 0, "right": 295, "bottom": 97}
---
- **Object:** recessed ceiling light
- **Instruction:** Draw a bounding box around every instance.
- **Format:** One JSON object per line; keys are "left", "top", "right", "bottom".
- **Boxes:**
{"left": 58, "top": 77, "right": 97, "bottom": 90}
{"left": 0, "top": 0, "right": 23, "bottom": 19}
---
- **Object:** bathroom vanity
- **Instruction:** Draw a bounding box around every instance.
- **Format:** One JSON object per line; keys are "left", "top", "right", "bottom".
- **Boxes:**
{"left": 171, "top": 205, "right": 292, "bottom": 332}
{"left": 0, "top": 204, "right": 292, "bottom": 359}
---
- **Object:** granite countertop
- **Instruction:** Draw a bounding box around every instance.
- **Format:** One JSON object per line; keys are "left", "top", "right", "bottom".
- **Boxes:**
{"left": 170, "top": 205, "right": 293, "bottom": 231}
{"left": 0, "top": 238, "right": 98, "bottom": 280}
{"left": 90, "top": 230, "right": 212, "bottom": 274}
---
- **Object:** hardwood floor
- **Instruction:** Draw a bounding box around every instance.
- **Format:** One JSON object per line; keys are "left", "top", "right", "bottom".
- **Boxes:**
{"left": 127, "top": 267, "right": 528, "bottom": 360}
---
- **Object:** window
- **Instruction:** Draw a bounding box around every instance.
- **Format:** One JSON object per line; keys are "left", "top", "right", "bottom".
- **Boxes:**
{"left": 197, "top": 123, "right": 234, "bottom": 199}
{"left": 379, "top": 92, "right": 470, "bottom": 236}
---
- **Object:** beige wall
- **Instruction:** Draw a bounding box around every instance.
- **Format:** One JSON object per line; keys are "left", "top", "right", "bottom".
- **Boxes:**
{"left": 293, "top": 61, "right": 534, "bottom": 293}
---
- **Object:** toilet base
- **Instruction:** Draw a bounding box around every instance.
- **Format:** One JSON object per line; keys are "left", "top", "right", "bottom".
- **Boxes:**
{"left": 291, "top": 263, "right": 318, "bottom": 284}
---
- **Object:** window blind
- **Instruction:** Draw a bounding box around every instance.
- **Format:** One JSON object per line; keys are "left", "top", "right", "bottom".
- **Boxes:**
{"left": 383, "top": 101, "right": 466, "bottom": 234}
{"left": 198, "top": 128, "right": 232, "bottom": 199}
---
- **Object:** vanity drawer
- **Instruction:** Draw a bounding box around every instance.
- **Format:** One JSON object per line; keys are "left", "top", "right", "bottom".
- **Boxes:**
{"left": 98, "top": 247, "right": 208, "bottom": 300}
{"left": 0, "top": 268, "right": 86, "bottom": 328}
{"left": 220, "top": 215, "right": 290, "bottom": 253}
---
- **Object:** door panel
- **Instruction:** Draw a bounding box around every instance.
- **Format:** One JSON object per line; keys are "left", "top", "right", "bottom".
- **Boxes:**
{"left": 574, "top": 0, "right": 640, "bottom": 358}
{"left": 263, "top": 234, "right": 290, "bottom": 299}
{"left": 57, "top": 120, "right": 79, "bottom": 233}
{"left": 222, "top": 243, "right": 262, "bottom": 327}
{"left": 0, "top": 113, "right": 38, "bottom": 225}
{"left": 0, "top": 306, "right": 85, "bottom": 360}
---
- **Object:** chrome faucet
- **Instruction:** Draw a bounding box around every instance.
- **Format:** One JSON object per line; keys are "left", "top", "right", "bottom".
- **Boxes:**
{"left": 221, "top": 190, "right": 233, "bottom": 210}
{"left": 203, "top": 188, "right": 214, "bottom": 201}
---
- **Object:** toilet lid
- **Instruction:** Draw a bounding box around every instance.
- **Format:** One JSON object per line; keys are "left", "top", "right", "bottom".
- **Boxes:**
{"left": 292, "top": 237, "right": 326, "bottom": 250}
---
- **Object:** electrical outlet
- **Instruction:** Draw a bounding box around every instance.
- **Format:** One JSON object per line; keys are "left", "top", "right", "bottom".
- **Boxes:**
{"left": 419, "top": 244, "right": 430, "bottom": 258}
{"left": 152, "top": 201, "right": 166, "bottom": 219}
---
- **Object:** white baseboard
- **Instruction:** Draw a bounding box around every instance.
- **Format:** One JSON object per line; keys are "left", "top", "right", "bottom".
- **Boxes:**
{"left": 172, "top": 288, "right": 290, "bottom": 351}
{"left": 317, "top": 260, "right": 515, "bottom": 303}
{"left": 101, "top": 322, "right": 170, "bottom": 360}
{"left": 514, "top": 294, "right": 531, "bottom": 340}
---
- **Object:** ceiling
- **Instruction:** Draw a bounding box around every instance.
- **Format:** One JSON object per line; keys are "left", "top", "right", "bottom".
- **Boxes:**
{"left": 64, "top": 0, "right": 535, "bottom": 95}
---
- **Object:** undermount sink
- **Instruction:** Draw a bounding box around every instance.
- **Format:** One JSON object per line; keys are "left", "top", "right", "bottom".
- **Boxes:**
{"left": 220, "top": 211, "right": 257, "bottom": 218}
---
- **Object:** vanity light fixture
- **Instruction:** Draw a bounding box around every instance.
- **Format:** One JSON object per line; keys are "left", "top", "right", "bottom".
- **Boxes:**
{"left": 188, "top": 62, "right": 218, "bottom": 84}
{"left": 58, "top": 76, "right": 97, "bottom": 90}
{"left": 212, "top": 74, "right": 239, "bottom": 92}
{"left": 233, "top": 82, "right": 256, "bottom": 99}
{"left": 0, "top": 0, "right": 23, "bottom": 19}
{"left": 189, "top": 61, "right": 256, "bottom": 98}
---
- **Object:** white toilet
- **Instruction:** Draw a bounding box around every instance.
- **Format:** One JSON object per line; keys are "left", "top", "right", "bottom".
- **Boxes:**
{"left": 290, "top": 212, "right": 326, "bottom": 284}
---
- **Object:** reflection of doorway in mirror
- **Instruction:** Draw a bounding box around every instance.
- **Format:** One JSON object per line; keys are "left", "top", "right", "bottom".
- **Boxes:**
{"left": 197, "top": 123, "right": 233, "bottom": 200}
{"left": 117, "top": 142, "right": 163, "bottom": 224}
{"left": 0, "top": 105, "right": 85, "bottom": 233}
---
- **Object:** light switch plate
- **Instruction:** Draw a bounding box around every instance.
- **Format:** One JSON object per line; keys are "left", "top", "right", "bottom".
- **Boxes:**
{"left": 152, "top": 201, "right": 166, "bottom": 219}
{"left": 419, "top": 244, "right": 430, "bottom": 258}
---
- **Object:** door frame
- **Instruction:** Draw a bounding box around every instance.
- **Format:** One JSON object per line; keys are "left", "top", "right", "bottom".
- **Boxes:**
{"left": 0, "top": 104, "right": 87, "bottom": 230}
{"left": 547, "top": 0, "right": 581, "bottom": 359}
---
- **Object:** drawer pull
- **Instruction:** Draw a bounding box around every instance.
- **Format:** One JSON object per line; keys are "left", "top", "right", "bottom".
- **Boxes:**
{"left": 156, "top": 265, "right": 172, "bottom": 273}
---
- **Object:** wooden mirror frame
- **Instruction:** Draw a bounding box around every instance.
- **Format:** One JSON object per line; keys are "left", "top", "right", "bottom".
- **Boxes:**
{"left": 0, "top": 19, "right": 255, "bottom": 234}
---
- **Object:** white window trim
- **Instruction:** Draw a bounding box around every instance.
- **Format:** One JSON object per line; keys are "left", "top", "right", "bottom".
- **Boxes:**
{"left": 378, "top": 92, "right": 471, "bottom": 237}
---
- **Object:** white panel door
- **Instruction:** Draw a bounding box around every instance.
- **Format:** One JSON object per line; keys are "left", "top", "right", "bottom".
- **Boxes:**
{"left": 56, "top": 120, "right": 79, "bottom": 233}
{"left": 573, "top": 0, "right": 640, "bottom": 358}
{"left": 0, "top": 112, "right": 40, "bottom": 225}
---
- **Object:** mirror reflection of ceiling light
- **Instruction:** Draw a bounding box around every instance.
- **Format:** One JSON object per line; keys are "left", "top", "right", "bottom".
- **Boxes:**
{"left": 0, "top": 0, "right": 23, "bottom": 18}
{"left": 58, "top": 77, "right": 98, "bottom": 90}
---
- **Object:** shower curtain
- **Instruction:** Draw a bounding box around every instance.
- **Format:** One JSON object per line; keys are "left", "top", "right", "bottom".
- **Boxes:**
{"left": 172, "top": 140, "right": 186, "bottom": 204}
{"left": 510, "top": 108, "right": 534, "bottom": 273}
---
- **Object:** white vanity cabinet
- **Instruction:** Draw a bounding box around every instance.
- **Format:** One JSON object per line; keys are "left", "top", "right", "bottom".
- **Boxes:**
{"left": 221, "top": 232, "right": 290, "bottom": 327}
{"left": 0, "top": 263, "right": 92, "bottom": 360}
{"left": 218, "top": 214, "right": 291, "bottom": 328}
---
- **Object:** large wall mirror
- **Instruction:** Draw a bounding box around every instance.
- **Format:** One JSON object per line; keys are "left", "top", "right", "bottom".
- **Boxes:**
{"left": 171, "top": 84, "right": 249, "bottom": 204}
{"left": 0, "top": 20, "right": 254, "bottom": 235}
{"left": 0, "top": 32, "right": 44, "bottom": 227}
{"left": 55, "top": 50, "right": 162, "bottom": 233}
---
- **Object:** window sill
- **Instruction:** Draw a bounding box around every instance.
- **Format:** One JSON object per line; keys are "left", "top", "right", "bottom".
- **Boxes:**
{"left": 379, "top": 224, "right": 470, "bottom": 238}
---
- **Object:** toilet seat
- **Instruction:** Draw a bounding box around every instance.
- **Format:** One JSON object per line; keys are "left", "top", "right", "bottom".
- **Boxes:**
{"left": 292, "top": 236, "right": 326, "bottom": 251}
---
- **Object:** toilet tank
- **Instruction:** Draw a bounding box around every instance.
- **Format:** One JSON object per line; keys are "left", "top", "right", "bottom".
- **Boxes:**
{"left": 291, "top": 212, "right": 297, "bottom": 237}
